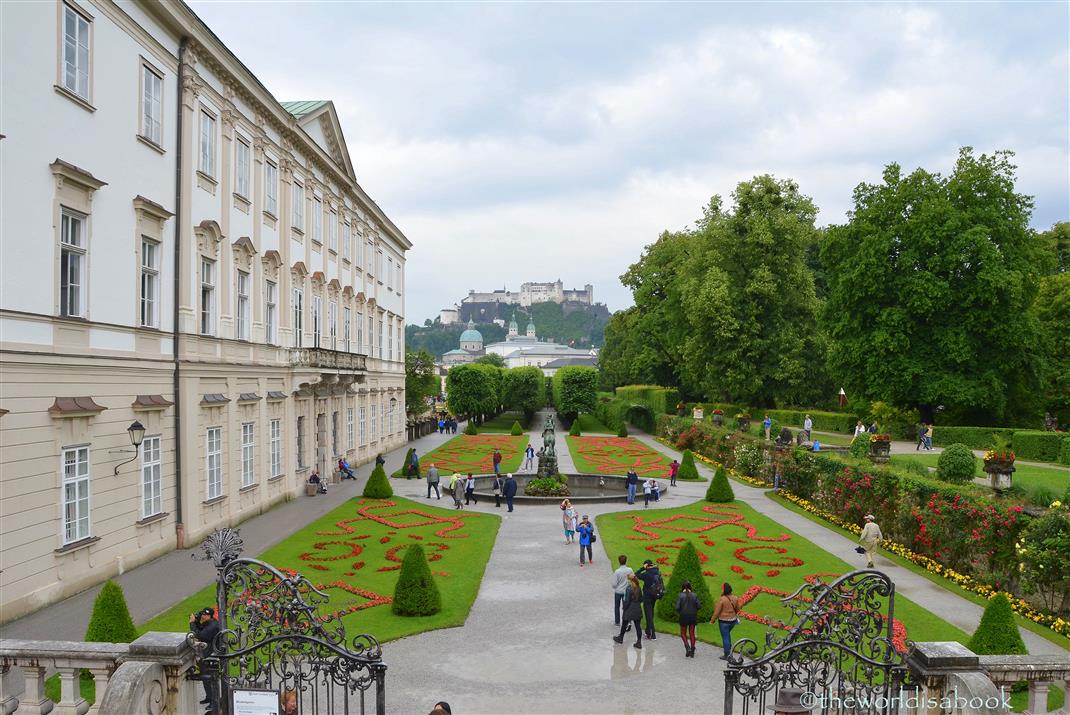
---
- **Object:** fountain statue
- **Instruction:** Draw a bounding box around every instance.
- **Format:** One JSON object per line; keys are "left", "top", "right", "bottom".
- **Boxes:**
{"left": 537, "top": 413, "right": 559, "bottom": 478}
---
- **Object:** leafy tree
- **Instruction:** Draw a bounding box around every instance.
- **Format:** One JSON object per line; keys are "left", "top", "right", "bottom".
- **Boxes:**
{"left": 967, "top": 593, "right": 1026, "bottom": 654}
{"left": 655, "top": 541, "right": 714, "bottom": 622}
{"left": 391, "top": 544, "right": 442, "bottom": 616}
{"left": 705, "top": 465, "right": 735, "bottom": 502}
{"left": 1033, "top": 273, "right": 1070, "bottom": 417}
{"left": 822, "top": 148, "right": 1045, "bottom": 423}
{"left": 527, "top": 301, "right": 610, "bottom": 348}
{"left": 476, "top": 353, "right": 505, "bottom": 368}
{"left": 502, "top": 366, "right": 546, "bottom": 420}
{"left": 1017, "top": 506, "right": 1070, "bottom": 613}
{"left": 552, "top": 366, "right": 598, "bottom": 422}
{"left": 936, "top": 444, "right": 977, "bottom": 483}
{"left": 1038, "top": 221, "right": 1070, "bottom": 274}
{"left": 446, "top": 363, "right": 497, "bottom": 421}
{"left": 85, "top": 580, "right": 138, "bottom": 644}
{"left": 599, "top": 307, "right": 677, "bottom": 390}
{"left": 405, "top": 350, "right": 439, "bottom": 415}
{"left": 362, "top": 464, "right": 393, "bottom": 498}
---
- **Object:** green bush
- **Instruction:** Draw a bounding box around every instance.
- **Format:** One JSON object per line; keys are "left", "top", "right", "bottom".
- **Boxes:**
{"left": 733, "top": 443, "right": 764, "bottom": 477}
{"left": 765, "top": 409, "right": 859, "bottom": 434}
{"left": 553, "top": 366, "right": 598, "bottom": 420}
{"left": 85, "top": 580, "right": 138, "bottom": 644}
{"left": 362, "top": 464, "right": 394, "bottom": 498}
{"left": 524, "top": 476, "right": 570, "bottom": 496}
{"left": 510, "top": 420, "right": 524, "bottom": 436}
{"left": 402, "top": 448, "right": 416, "bottom": 478}
{"left": 615, "top": 385, "right": 681, "bottom": 416}
{"left": 1017, "top": 507, "right": 1070, "bottom": 612}
{"left": 931, "top": 426, "right": 1017, "bottom": 450}
{"left": 1011, "top": 430, "right": 1065, "bottom": 462}
{"left": 464, "top": 422, "right": 478, "bottom": 435}
{"left": 678, "top": 450, "right": 701, "bottom": 481}
{"left": 848, "top": 432, "right": 871, "bottom": 459}
{"left": 1060, "top": 437, "right": 1070, "bottom": 466}
{"left": 568, "top": 420, "right": 581, "bottom": 437}
{"left": 391, "top": 544, "right": 442, "bottom": 616}
{"left": 937, "top": 444, "right": 977, "bottom": 484}
{"left": 655, "top": 541, "right": 714, "bottom": 622}
{"left": 705, "top": 466, "right": 735, "bottom": 502}
{"left": 616, "top": 423, "right": 628, "bottom": 438}
{"left": 967, "top": 594, "right": 1026, "bottom": 655}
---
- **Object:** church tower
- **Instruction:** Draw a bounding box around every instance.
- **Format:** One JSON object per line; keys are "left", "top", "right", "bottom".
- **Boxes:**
{"left": 526, "top": 317, "right": 536, "bottom": 338}
{"left": 508, "top": 312, "right": 519, "bottom": 337}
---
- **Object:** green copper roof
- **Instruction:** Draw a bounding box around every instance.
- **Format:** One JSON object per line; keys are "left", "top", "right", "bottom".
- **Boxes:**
{"left": 281, "top": 101, "right": 328, "bottom": 119}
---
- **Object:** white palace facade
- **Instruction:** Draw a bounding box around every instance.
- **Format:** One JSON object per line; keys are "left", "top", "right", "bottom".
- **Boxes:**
{"left": 0, "top": 0, "right": 410, "bottom": 622}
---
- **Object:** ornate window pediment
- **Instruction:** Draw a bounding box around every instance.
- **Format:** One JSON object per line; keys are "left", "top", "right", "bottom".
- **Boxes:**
{"left": 262, "top": 249, "right": 283, "bottom": 281}
{"left": 195, "top": 220, "right": 224, "bottom": 259}
{"left": 232, "top": 236, "right": 257, "bottom": 271}
{"left": 291, "top": 260, "right": 309, "bottom": 280}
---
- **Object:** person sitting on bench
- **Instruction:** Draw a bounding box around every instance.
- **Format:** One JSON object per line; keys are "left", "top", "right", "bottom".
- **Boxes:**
{"left": 308, "top": 470, "right": 326, "bottom": 494}
{"left": 338, "top": 458, "right": 355, "bottom": 480}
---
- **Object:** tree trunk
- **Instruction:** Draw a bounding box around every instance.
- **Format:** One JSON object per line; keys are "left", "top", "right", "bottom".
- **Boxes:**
{"left": 918, "top": 403, "right": 935, "bottom": 424}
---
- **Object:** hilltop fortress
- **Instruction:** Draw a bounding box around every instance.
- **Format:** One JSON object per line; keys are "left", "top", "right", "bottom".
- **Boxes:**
{"left": 440, "top": 280, "right": 602, "bottom": 325}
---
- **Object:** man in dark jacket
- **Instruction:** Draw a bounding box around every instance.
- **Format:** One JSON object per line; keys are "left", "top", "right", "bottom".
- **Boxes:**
{"left": 190, "top": 607, "right": 221, "bottom": 714}
{"left": 625, "top": 470, "right": 639, "bottom": 504}
{"left": 635, "top": 559, "right": 663, "bottom": 640}
{"left": 502, "top": 473, "right": 518, "bottom": 512}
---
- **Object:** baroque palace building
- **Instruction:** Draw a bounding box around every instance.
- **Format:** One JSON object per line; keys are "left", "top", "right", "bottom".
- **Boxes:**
{"left": 0, "top": 0, "right": 409, "bottom": 622}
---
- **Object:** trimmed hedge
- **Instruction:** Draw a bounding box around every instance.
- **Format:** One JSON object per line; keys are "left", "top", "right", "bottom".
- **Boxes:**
{"left": 568, "top": 421, "right": 581, "bottom": 437}
{"left": 617, "top": 423, "right": 628, "bottom": 438}
{"left": 967, "top": 594, "right": 1026, "bottom": 655}
{"left": 766, "top": 409, "right": 859, "bottom": 434}
{"left": 931, "top": 426, "right": 1016, "bottom": 450}
{"left": 362, "top": 464, "right": 394, "bottom": 498}
{"left": 391, "top": 543, "right": 442, "bottom": 616}
{"left": 678, "top": 450, "right": 700, "bottom": 481}
{"left": 615, "top": 385, "right": 681, "bottom": 416}
{"left": 510, "top": 420, "right": 524, "bottom": 436}
{"left": 85, "top": 581, "right": 138, "bottom": 644}
{"left": 937, "top": 444, "right": 977, "bottom": 484}
{"left": 464, "top": 422, "right": 478, "bottom": 435}
{"left": 1060, "top": 437, "right": 1070, "bottom": 467}
{"left": 1011, "top": 431, "right": 1066, "bottom": 462}
{"left": 655, "top": 541, "right": 714, "bottom": 623}
{"left": 705, "top": 465, "right": 735, "bottom": 502}
{"left": 593, "top": 396, "right": 655, "bottom": 434}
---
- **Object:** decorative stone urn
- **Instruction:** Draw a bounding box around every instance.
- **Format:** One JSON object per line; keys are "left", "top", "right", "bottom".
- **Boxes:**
{"left": 712, "top": 412, "right": 724, "bottom": 428}
{"left": 737, "top": 417, "right": 751, "bottom": 433}
{"left": 869, "top": 438, "right": 891, "bottom": 464}
{"left": 983, "top": 460, "right": 1015, "bottom": 492}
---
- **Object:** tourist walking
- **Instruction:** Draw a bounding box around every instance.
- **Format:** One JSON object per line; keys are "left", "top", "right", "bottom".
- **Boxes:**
{"left": 426, "top": 464, "right": 441, "bottom": 499}
{"left": 859, "top": 513, "right": 883, "bottom": 568}
{"left": 577, "top": 515, "right": 595, "bottom": 566}
{"left": 923, "top": 423, "right": 933, "bottom": 450}
{"left": 438, "top": 418, "right": 445, "bottom": 434}
{"left": 561, "top": 499, "right": 577, "bottom": 544}
{"left": 465, "top": 473, "right": 477, "bottom": 505}
{"left": 524, "top": 444, "right": 535, "bottom": 470}
{"left": 915, "top": 423, "right": 926, "bottom": 451}
{"left": 338, "top": 458, "right": 355, "bottom": 480}
{"left": 668, "top": 459, "right": 679, "bottom": 486}
{"left": 493, "top": 449, "right": 503, "bottom": 476}
{"left": 642, "top": 479, "right": 654, "bottom": 508}
{"left": 503, "top": 473, "right": 517, "bottom": 512}
{"left": 612, "top": 555, "right": 634, "bottom": 627}
{"left": 635, "top": 559, "right": 664, "bottom": 640}
{"left": 853, "top": 420, "right": 867, "bottom": 441}
{"left": 713, "top": 582, "right": 741, "bottom": 660}
{"left": 492, "top": 473, "right": 504, "bottom": 508}
{"left": 448, "top": 473, "right": 465, "bottom": 510}
{"left": 409, "top": 450, "right": 421, "bottom": 477}
{"left": 626, "top": 470, "right": 639, "bottom": 505}
{"left": 612, "top": 574, "right": 644, "bottom": 649}
{"left": 675, "top": 580, "right": 701, "bottom": 657}
{"left": 764, "top": 414, "right": 772, "bottom": 440}
{"left": 375, "top": 453, "right": 386, "bottom": 467}
{"left": 803, "top": 414, "right": 813, "bottom": 441}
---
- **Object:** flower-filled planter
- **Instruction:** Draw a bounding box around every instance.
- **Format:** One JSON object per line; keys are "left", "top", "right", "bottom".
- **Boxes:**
{"left": 712, "top": 410, "right": 724, "bottom": 427}
{"left": 869, "top": 434, "right": 891, "bottom": 464}
{"left": 983, "top": 450, "right": 1016, "bottom": 492}
{"left": 736, "top": 413, "right": 751, "bottom": 433}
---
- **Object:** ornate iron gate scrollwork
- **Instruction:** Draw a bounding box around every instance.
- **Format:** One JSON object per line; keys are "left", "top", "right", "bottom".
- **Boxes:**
{"left": 724, "top": 570, "right": 912, "bottom": 715}
{"left": 194, "top": 528, "right": 387, "bottom": 715}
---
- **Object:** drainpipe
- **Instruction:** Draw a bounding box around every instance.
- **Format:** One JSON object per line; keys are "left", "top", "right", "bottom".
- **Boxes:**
{"left": 172, "top": 37, "right": 188, "bottom": 548}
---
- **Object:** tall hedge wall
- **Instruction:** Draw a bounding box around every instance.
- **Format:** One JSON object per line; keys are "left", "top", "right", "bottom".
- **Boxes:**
{"left": 930, "top": 426, "right": 1017, "bottom": 450}
{"left": 1010, "top": 431, "right": 1067, "bottom": 462}
{"left": 615, "top": 385, "right": 681, "bottom": 416}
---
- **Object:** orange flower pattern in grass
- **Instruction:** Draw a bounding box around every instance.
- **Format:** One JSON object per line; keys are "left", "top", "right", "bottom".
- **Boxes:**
{"left": 570, "top": 436, "right": 672, "bottom": 476}
{"left": 414, "top": 434, "right": 525, "bottom": 474}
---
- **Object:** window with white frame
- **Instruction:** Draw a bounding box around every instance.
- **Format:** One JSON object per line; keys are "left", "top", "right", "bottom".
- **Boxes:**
{"left": 141, "top": 435, "right": 161, "bottom": 518}
{"left": 347, "top": 407, "right": 354, "bottom": 450}
{"left": 199, "top": 110, "right": 216, "bottom": 177}
{"left": 328, "top": 210, "right": 337, "bottom": 252}
{"left": 62, "top": 4, "right": 90, "bottom": 100}
{"left": 265, "top": 160, "right": 278, "bottom": 215}
{"left": 312, "top": 197, "right": 322, "bottom": 243}
{"left": 141, "top": 64, "right": 162, "bottom": 145}
{"left": 396, "top": 261, "right": 402, "bottom": 294}
{"left": 140, "top": 238, "right": 159, "bottom": 328}
{"left": 61, "top": 445, "right": 90, "bottom": 544}
{"left": 359, "top": 406, "right": 367, "bottom": 445}
{"left": 370, "top": 404, "right": 377, "bottom": 441}
{"left": 312, "top": 296, "right": 322, "bottom": 347}
{"left": 269, "top": 418, "right": 282, "bottom": 478}
{"left": 328, "top": 301, "right": 337, "bottom": 350}
{"left": 342, "top": 221, "right": 351, "bottom": 260}
{"left": 388, "top": 322, "right": 394, "bottom": 361}
{"left": 296, "top": 416, "right": 306, "bottom": 468}
{"left": 387, "top": 256, "right": 393, "bottom": 290}
{"left": 200, "top": 258, "right": 215, "bottom": 335}
{"left": 206, "top": 427, "right": 222, "bottom": 499}
{"left": 292, "top": 181, "right": 304, "bottom": 230}
{"left": 265, "top": 280, "right": 277, "bottom": 344}
{"left": 235, "top": 137, "right": 251, "bottom": 199}
{"left": 343, "top": 307, "right": 351, "bottom": 350}
{"left": 378, "top": 317, "right": 384, "bottom": 358}
{"left": 236, "top": 270, "right": 250, "bottom": 340}
{"left": 377, "top": 248, "right": 384, "bottom": 282}
{"left": 366, "top": 239, "right": 374, "bottom": 275}
{"left": 60, "top": 208, "right": 86, "bottom": 318}
{"left": 292, "top": 288, "right": 303, "bottom": 347}
{"left": 356, "top": 310, "right": 364, "bottom": 353}
{"left": 241, "top": 422, "right": 255, "bottom": 488}
{"left": 367, "top": 316, "right": 374, "bottom": 355}
{"left": 356, "top": 227, "right": 364, "bottom": 266}
{"left": 380, "top": 400, "right": 386, "bottom": 436}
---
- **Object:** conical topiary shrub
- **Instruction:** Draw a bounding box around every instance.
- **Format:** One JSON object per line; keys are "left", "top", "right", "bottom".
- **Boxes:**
{"left": 362, "top": 464, "right": 394, "bottom": 499}
{"left": 464, "top": 422, "right": 478, "bottom": 435}
{"left": 967, "top": 593, "right": 1026, "bottom": 655}
{"left": 617, "top": 423, "right": 628, "bottom": 438}
{"left": 402, "top": 447, "right": 416, "bottom": 478}
{"left": 510, "top": 420, "right": 524, "bottom": 436}
{"left": 391, "top": 543, "right": 442, "bottom": 616}
{"left": 569, "top": 420, "right": 582, "bottom": 437}
{"left": 677, "top": 450, "right": 700, "bottom": 481}
{"left": 85, "top": 580, "right": 138, "bottom": 643}
{"left": 705, "top": 465, "right": 735, "bottom": 502}
{"left": 655, "top": 541, "right": 715, "bottom": 623}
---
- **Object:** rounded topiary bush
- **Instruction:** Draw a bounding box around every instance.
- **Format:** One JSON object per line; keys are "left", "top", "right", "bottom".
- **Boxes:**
{"left": 464, "top": 422, "right": 478, "bottom": 435}
{"left": 510, "top": 420, "right": 524, "bottom": 436}
{"left": 937, "top": 443, "right": 977, "bottom": 483}
{"left": 362, "top": 464, "right": 394, "bottom": 498}
{"left": 391, "top": 543, "right": 441, "bottom": 616}
{"left": 705, "top": 465, "right": 735, "bottom": 502}
{"left": 655, "top": 541, "right": 714, "bottom": 623}
{"left": 617, "top": 423, "right": 628, "bottom": 438}
{"left": 967, "top": 593, "right": 1026, "bottom": 655}
{"left": 569, "top": 421, "right": 581, "bottom": 437}
{"left": 85, "top": 580, "right": 138, "bottom": 643}
{"left": 677, "top": 450, "right": 700, "bottom": 481}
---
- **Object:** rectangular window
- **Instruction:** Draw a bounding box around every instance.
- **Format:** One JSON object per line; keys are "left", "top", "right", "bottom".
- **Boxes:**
{"left": 265, "top": 280, "right": 277, "bottom": 344}
{"left": 367, "top": 316, "right": 374, "bottom": 355}
{"left": 241, "top": 422, "right": 255, "bottom": 488}
{"left": 60, "top": 208, "right": 87, "bottom": 318}
{"left": 356, "top": 311, "right": 364, "bottom": 353}
{"left": 236, "top": 269, "right": 250, "bottom": 340}
{"left": 370, "top": 404, "right": 377, "bottom": 442}
{"left": 332, "top": 411, "right": 339, "bottom": 456}
{"left": 328, "top": 302, "right": 337, "bottom": 350}
{"left": 328, "top": 211, "right": 337, "bottom": 252}
{"left": 292, "top": 288, "right": 303, "bottom": 347}
{"left": 292, "top": 181, "right": 304, "bottom": 230}
{"left": 343, "top": 307, "right": 351, "bottom": 350}
{"left": 62, "top": 5, "right": 90, "bottom": 100}
{"left": 396, "top": 262, "right": 402, "bottom": 294}
{"left": 387, "top": 256, "right": 393, "bottom": 290}
{"left": 359, "top": 406, "right": 367, "bottom": 446}
{"left": 366, "top": 240, "right": 374, "bottom": 275}
{"left": 377, "top": 249, "right": 384, "bottom": 282}
{"left": 199, "top": 111, "right": 215, "bottom": 177}
{"left": 141, "top": 64, "right": 162, "bottom": 145}
{"left": 356, "top": 228, "right": 364, "bottom": 266}
{"left": 388, "top": 322, "right": 394, "bottom": 361}
{"left": 380, "top": 400, "right": 386, "bottom": 436}
{"left": 378, "top": 317, "right": 384, "bottom": 358}
{"left": 296, "top": 416, "right": 306, "bottom": 469}
{"left": 269, "top": 418, "right": 282, "bottom": 478}
{"left": 312, "top": 296, "right": 322, "bottom": 348}
{"left": 141, "top": 435, "right": 161, "bottom": 518}
{"left": 347, "top": 407, "right": 355, "bottom": 450}
{"left": 342, "top": 222, "right": 351, "bottom": 260}
{"left": 200, "top": 258, "right": 215, "bottom": 335}
{"left": 312, "top": 197, "right": 322, "bottom": 243}
{"left": 235, "top": 138, "right": 251, "bottom": 198}
{"left": 206, "top": 427, "right": 222, "bottom": 499}
{"left": 61, "top": 446, "right": 90, "bottom": 544}
{"left": 140, "top": 238, "right": 159, "bottom": 328}
{"left": 265, "top": 160, "right": 278, "bottom": 215}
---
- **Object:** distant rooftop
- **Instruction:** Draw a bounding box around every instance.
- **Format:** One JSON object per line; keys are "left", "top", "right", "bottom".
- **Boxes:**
{"left": 281, "top": 101, "right": 328, "bottom": 119}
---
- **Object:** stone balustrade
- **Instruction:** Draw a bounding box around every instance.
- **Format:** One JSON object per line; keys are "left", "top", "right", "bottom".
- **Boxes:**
{"left": 1, "top": 632, "right": 198, "bottom": 715}
{"left": 289, "top": 347, "right": 367, "bottom": 371}
{"left": 980, "top": 655, "right": 1070, "bottom": 715}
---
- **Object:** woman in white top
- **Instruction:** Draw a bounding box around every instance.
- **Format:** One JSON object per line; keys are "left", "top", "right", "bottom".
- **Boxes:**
{"left": 643, "top": 479, "right": 654, "bottom": 508}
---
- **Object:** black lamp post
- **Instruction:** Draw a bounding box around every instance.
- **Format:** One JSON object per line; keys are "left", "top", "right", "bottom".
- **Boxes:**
{"left": 112, "top": 420, "right": 147, "bottom": 475}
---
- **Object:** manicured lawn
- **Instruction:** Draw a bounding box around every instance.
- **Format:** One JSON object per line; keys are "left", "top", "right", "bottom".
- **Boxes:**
{"left": 891, "top": 454, "right": 1070, "bottom": 503}
{"left": 567, "top": 435, "right": 676, "bottom": 477}
{"left": 595, "top": 499, "right": 969, "bottom": 653}
{"left": 391, "top": 434, "right": 527, "bottom": 477}
{"left": 139, "top": 497, "right": 500, "bottom": 644}
{"left": 572, "top": 413, "right": 615, "bottom": 434}
{"left": 478, "top": 411, "right": 532, "bottom": 433}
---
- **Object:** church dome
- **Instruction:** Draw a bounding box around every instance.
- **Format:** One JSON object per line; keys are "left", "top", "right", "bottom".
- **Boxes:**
{"left": 460, "top": 319, "right": 483, "bottom": 345}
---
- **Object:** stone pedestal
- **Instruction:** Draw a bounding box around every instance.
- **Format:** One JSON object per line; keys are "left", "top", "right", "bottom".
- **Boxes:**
{"left": 870, "top": 440, "right": 891, "bottom": 464}
{"left": 984, "top": 462, "right": 1015, "bottom": 492}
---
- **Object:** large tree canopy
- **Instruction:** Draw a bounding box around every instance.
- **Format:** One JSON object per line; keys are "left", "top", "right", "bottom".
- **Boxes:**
{"left": 405, "top": 350, "right": 439, "bottom": 414}
{"left": 822, "top": 148, "right": 1045, "bottom": 422}
{"left": 503, "top": 366, "right": 546, "bottom": 419}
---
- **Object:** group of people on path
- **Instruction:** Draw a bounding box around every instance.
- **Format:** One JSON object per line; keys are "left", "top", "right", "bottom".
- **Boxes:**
{"left": 437, "top": 417, "right": 459, "bottom": 434}
{"left": 624, "top": 470, "right": 663, "bottom": 507}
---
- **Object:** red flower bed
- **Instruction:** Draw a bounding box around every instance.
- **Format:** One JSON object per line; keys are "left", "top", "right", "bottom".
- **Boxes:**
{"left": 570, "top": 436, "right": 672, "bottom": 476}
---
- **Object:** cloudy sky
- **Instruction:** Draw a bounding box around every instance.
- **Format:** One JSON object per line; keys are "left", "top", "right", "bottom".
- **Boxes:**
{"left": 191, "top": 1, "right": 1069, "bottom": 324}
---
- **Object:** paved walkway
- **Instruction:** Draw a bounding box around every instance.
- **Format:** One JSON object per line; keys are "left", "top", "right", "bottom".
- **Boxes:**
{"left": 0, "top": 426, "right": 464, "bottom": 641}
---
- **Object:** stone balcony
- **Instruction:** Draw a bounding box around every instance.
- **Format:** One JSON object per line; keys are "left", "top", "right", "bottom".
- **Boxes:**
{"left": 289, "top": 346, "right": 367, "bottom": 372}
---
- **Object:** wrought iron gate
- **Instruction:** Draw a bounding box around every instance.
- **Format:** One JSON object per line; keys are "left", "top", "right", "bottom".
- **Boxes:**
{"left": 724, "top": 570, "right": 911, "bottom": 715}
{"left": 194, "top": 528, "right": 386, "bottom": 715}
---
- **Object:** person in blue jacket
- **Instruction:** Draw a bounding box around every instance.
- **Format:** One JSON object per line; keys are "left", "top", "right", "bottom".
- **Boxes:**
{"left": 576, "top": 515, "right": 595, "bottom": 567}
{"left": 502, "top": 473, "right": 518, "bottom": 512}
{"left": 625, "top": 470, "right": 639, "bottom": 504}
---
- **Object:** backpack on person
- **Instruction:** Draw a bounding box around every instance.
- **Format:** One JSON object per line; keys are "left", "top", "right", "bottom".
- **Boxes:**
{"left": 651, "top": 572, "right": 665, "bottom": 599}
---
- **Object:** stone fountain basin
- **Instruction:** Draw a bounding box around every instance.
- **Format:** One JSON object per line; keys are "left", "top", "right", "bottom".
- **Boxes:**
{"left": 455, "top": 474, "right": 668, "bottom": 504}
